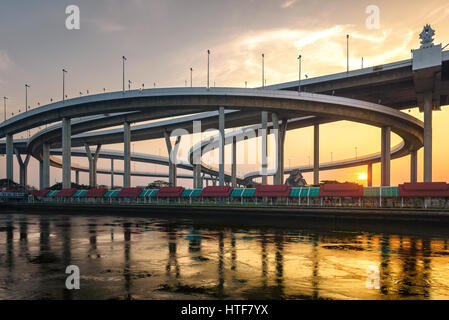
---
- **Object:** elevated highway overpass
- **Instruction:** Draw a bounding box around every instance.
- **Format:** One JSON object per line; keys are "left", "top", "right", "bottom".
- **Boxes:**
{"left": 1, "top": 34, "right": 446, "bottom": 190}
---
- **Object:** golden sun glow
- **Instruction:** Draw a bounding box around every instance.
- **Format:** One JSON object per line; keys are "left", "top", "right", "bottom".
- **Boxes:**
{"left": 358, "top": 173, "right": 368, "bottom": 180}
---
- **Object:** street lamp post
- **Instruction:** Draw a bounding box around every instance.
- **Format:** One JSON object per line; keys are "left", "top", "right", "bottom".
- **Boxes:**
{"left": 262, "top": 53, "right": 264, "bottom": 88}
{"left": 346, "top": 34, "right": 349, "bottom": 74}
{"left": 25, "top": 84, "right": 30, "bottom": 111}
{"left": 190, "top": 67, "right": 193, "bottom": 87}
{"left": 298, "top": 54, "right": 302, "bottom": 93}
{"left": 122, "top": 56, "right": 127, "bottom": 92}
{"left": 207, "top": 50, "right": 210, "bottom": 89}
{"left": 25, "top": 84, "right": 30, "bottom": 138}
{"left": 355, "top": 147, "right": 358, "bottom": 160}
{"left": 3, "top": 96, "right": 7, "bottom": 122}
{"left": 62, "top": 69, "right": 68, "bottom": 101}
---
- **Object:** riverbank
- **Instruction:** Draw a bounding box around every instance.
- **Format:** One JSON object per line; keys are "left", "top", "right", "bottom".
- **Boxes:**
{"left": 3, "top": 202, "right": 449, "bottom": 224}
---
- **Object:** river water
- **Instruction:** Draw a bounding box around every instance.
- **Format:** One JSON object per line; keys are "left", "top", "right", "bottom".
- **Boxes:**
{"left": 1, "top": 211, "right": 449, "bottom": 300}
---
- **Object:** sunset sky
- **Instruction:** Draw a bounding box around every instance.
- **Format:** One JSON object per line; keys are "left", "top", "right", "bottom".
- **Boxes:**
{"left": 1, "top": 0, "right": 449, "bottom": 188}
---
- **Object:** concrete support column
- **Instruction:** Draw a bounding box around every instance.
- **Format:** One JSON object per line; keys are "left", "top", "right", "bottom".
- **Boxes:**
{"left": 19, "top": 155, "right": 28, "bottom": 186}
{"left": 261, "top": 111, "right": 268, "bottom": 185}
{"left": 85, "top": 145, "right": 94, "bottom": 187}
{"left": 193, "top": 164, "right": 201, "bottom": 189}
{"left": 62, "top": 118, "right": 71, "bottom": 189}
{"left": 196, "top": 165, "right": 202, "bottom": 189}
{"left": 14, "top": 149, "right": 30, "bottom": 186}
{"left": 367, "top": 163, "right": 373, "bottom": 187}
{"left": 271, "top": 113, "right": 280, "bottom": 184}
{"left": 278, "top": 119, "right": 288, "bottom": 185}
{"left": 201, "top": 173, "right": 205, "bottom": 188}
{"left": 164, "top": 131, "right": 174, "bottom": 186}
{"left": 39, "top": 161, "right": 44, "bottom": 190}
{"left": 85, "top": 144, "right": 102, "bottom": 187}
{"left": 42, "top": 143, "right": 50, "bottom": 189}
{"left": 123, "top": 122, "right": 131, "bottom": 188}
{"left": 110, "top": 159, "right": 114, "bottom": 188}
{"left": 410, "top": 150, "right": 418, "bottom": 183}
{"left": 313, "top": 124, "right": 320, "bottom": 186}
{"left": 232, "top": 136, "right": 237, "bottom": 187}
{"left": 218, "top": 107, "right": 225, "bottom": 186}
{"left": 271, "top": 113, "right": 287, "bottom": 185}
{"left": 164, "top": 131, "right": 181, "bottom": 187}
{"left": 192, "top": 120, "right": 202, "bottom": 189}
{"left": 6, "top": 134, "right": 13, "bottom": 182}
{"left": 381, "top": 126, "right": 391, "bottom": 186}
{"left": 93, "top": 145, "right": 101, "bottom": 186}
{"left": 423, "top": 91, "right": 432, "bottom": 182}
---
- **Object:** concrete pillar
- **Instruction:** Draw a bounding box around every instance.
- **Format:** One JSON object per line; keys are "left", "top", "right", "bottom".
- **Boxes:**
{"left": 172, "top": 163, "right": 178, "bottom": 187}
{"left": 14, "top": 149, "right": 23, "bottom": 184}
{"left": 164, "top": 131, "right": 174, "bottom": 186}
{"left": 164, "top": 131, "right": 181, "bottom": 187}
{"left": 6, "top": 133, "right": 13, "bottom": 182}
{"left": 14, "top": 149, "right": 30, "bottom": 186}
{"left": 85, "top": 144, "right": 102, "bottom": 187}
{"left": 42, "top": 143, "right": 50, "bottom": 189}
{"left": 20, "top": 156, "right": 28, "bottom": 186}
{"left": 123, "top": 122, "right": 131, "bottom": 188}
{"left": 196, "top": 165, "right": 202, "bottom": 189}
{"left": 93, "top": 145, "right": 101, "bottom": 187}
{"left": 423, "top": 92, "right": 432, "bottom": 182}
{"left": 85, "top": 145, "right": 94, "bottom": 187}
{"left": 261, "top": 111, "right": 268, "bottom": 185}
{"left": 110, "top": 159, "right": 114, "bottom": 188}
{"left": 367, "top": 163, "right": 373, "bottom": 187}
{"left": 313, "top": 124, "right": 319, "bottom": 186}
{"left": 232, "top": 136, "right": 237, "bottom": 187}
{"left": 193, "top": 164, "right": 201, "bottom": 189}
{"left": 381, "top": 126, "right": 391, "bottom": 186}
{"left": 279, "top": 119, "right": 288, "bottom": 185}
{"left": 192, "top": 120, "right": 202, "bottom": 189}
{"left": 410, "top": 150, "right": 418, "bottom": 183}
{"left": 271, "top": 114, "right": 287, "bottom": 185}
{"left": 201, "top": 173, "right": 205, "bottom": 188}
{"left": 218, "top": 107, "right": 225, "bottom": 186}
{"left": 271, "top": 113, "right": 280, "bottom": 184}
{"left": 75, "top": 170, "right": 79, "bottom": 185}
{"left": 39, "top": 161, "right": 44, "bottom": 190}
{"left": 62, "top": 118, "right": 71, "bottom": 189}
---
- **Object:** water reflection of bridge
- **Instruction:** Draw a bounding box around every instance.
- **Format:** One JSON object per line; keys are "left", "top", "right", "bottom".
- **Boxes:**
{"left": 2, "top": 215, "right": 448, "bottom": 299}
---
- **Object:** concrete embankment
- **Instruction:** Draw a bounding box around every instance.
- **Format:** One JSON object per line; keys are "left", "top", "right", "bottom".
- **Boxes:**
{"left": 2, "top": 202, "right": 449, "bottom": 225}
